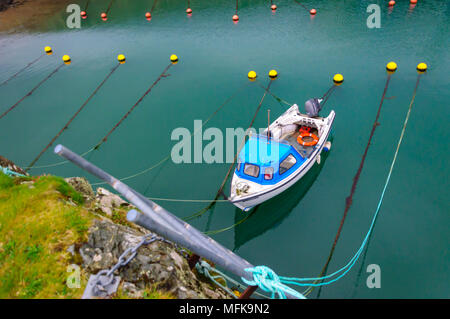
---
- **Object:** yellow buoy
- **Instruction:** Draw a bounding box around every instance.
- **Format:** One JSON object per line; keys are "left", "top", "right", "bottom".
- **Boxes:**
{"left": 248, "top": 70, "right": 257, "bottom": 81}
{"left": 386, "top": 61, "right": 397, "bottom": 73}
{"left": 44, "top": 46, "right": 53, "bottom": 55}
{"left": 333, "top": 73, "right": 344, "bottom": 86}
{"left": 170, "top": 54, "right": 179, "bottom": 64}
{"left": 117, "top": 54, "right": 126, "bottom": 64}
{"left": 62, "top": 55, "right": 71, "bottom": 65}
{"left": 268, "top": 69, "right": 278, "bottom": 80}
{"left": 416, "top": 62, "right": 427, "bottom": 73}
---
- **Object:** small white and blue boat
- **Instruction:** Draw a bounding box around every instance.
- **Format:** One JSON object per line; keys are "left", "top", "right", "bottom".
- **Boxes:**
{"left": 229, "top": 100, "right": 335, "bottom": 211}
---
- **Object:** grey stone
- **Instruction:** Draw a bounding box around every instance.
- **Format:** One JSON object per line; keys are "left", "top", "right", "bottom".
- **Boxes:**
{"left": 81, "top": 219, "right": 230, "bottom": 299}
{"left": 65, "top": 177, "right": 95, "bottom": 203}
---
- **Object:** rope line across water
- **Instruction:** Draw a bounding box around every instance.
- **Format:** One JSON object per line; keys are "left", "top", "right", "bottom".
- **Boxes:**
{"left": 0, "top": 63, "right": 65, "bottom": 121}
{"left": 90, "top": 83, "right": 250, "bottom": 186}
{"left": 26, "top": 63, "right": 122, "bottom": 171}
{"left": 0, "top": 53, "right": 45, "bottom": 87}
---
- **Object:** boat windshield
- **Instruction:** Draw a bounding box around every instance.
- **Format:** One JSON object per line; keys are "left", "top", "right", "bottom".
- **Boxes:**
{"left": 243, "top": 163, "right": 260, "bottom": 178}
{"left": 279, "top": 154, "right": 297, "bottom": 175}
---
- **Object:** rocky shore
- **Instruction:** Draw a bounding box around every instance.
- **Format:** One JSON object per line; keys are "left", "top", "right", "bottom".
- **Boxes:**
{"left": 0, "top": 157, "right": 230, "bottom": 299}
{"left": 0, "top": 0, "right": 26, "bottom": 12}
{"left": 65, "top": 177, "right": 229, "bottom": 299}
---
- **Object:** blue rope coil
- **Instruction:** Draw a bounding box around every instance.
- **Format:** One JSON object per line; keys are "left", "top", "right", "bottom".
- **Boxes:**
{"left": 242, "top": 266, "right": 306, "bottom": 299}
{"left": 1, "top": 166, "right": 26, "bottom": 177}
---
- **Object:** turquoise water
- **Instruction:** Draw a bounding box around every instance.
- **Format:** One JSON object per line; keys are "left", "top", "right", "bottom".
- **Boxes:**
{"left": 0, "top": 0, "right": 449, "bottom": 298}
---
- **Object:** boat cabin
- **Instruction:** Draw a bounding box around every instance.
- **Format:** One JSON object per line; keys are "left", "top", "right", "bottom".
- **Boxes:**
{"left": 234, "top": 134, "right": 307, "bottom": 185}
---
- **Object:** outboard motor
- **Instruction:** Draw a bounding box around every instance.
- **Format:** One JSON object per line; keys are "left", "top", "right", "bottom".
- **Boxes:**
{"left": 304, "top": 98, "right": 323, "bottom": 117}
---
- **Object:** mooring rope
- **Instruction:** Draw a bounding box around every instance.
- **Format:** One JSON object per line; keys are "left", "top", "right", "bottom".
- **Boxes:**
{"left": 235, "top": 0, "right": 239, "bottom": 14}
{"left": 94, "top": 63, "right": 173, "bottom": 150}
{"left": 293, "top": 0, "right": 309, "bottom": 12}
{"left": 243, "top": 76, "right": 425, "bottom": 296}
{"left": 0, "top": 63, "right": 65, "bottom": 121}
{"left": 300, "top": 72, "right": 394, "bottom": 297}
{"left": 320, "top": 84, "right": 337, "bottom": 108}
{"left": 23, "top": 148, "right": 94, "bottom": 170}
{"left": 184, "top": 80, "right": 274, "bottom": 221}
{"left": 84, "top": 0, "right": 90, "bottom": 11}
{"left": 90, "top": 83, "right": 249, "bottom": 186}
{"left": 315, "top": 73, "right": 393, "bottom": 288}
{"left": 256, "top": 80, "right": 292, "bottom": 107}
{"left": 0, "top": 54, "right": 45, "bottom": 87}
{"left": 26, "top": 64, "right": 122, "bottom": 171}
{"left": 105, "top": 0, "right": 114, "bottom": 14}
{"left": 148, "top": 196, "right": 229, "bottom": 203}
{"left": 150, "top": 0, "right": 159, "bottom": 13}
{"left": 351, "top": 72, "right": 424, "bottom": 297}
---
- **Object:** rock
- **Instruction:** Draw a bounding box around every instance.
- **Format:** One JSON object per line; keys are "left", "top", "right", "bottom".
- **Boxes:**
{"left": 0, "top": 1, "right": 27, "bottom": 12}
{"left": 121, "top": 282, "right": 143, "bottom": 298}
{"left": 0, "top": 155, "right": 28, "bottom": 175}
{"left": 65, "top": 177, "right": 95, "bottom": 203}
{"left": 67, "top": 244, "right": 75, "bottom": 256}
{"left": 80, "top": 219, "right": 229, "bottom": 299}
{"left": 95, "top": 187, "right": 128, "bottom": 216}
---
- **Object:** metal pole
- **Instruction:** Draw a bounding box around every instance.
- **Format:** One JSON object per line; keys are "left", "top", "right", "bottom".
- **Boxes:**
{"left": 54, "top": 144, "right": 302, "bottom": 299}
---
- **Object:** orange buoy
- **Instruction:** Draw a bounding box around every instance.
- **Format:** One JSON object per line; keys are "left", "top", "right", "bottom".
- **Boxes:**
{"left": 145, "top": 12, "right": 151, "bottom": 19}
{"left": 101, "top": 12, "right": 107, "bottom": 21}
{"left": 80, "top": 11, "right": 87, "bottom": 18}
{"left": 310, "top": 8, "right": 317, "bottom": 15}
{"left": 186, "top": 8, "right": 192, "bottom": 14}
{"left": 271, "top": 4, "right": 277, "bottom": 11}
{"left": 410, "top": 0, "right": 417, "bottom": 3}
{"left": 232, "top": 14, "right": 239, "bottom": 21}
{"left": 297, "top": 131, "right": 319, "bottom": 147}
{"left": 389, "top": 0, "right": 395, "bottom": 6}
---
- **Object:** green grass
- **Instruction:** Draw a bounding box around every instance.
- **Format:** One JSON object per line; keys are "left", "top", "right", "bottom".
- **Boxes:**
{"left": 0, "top": 172, "right": 93, "bottom": 298}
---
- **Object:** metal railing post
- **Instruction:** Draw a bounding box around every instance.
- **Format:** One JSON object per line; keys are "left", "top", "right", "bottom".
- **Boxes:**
{"left": 54, "top": 144, "right": 302, "bottom": 299}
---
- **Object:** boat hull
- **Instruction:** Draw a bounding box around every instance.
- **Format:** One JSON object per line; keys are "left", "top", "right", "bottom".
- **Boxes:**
{"left": 230, "top": 112, "right": 335, "bottom": 211}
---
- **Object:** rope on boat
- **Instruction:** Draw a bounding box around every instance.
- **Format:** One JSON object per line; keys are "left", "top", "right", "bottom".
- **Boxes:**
{"left": 0, "top": 54, "right": 45, "bottom": 87}
{"left": 90, "top": 83, "right": 249, "bottom": 186}
{"left": 183, "top": 80, "right": 274, "bottom": 221}
{"left": 26, "top": 64, "right": 122, "bottom": 171}
{"left": 94, "top": 63, "right": 173, "bottom": 150}
{"left": 0, "top": 63, "right": 65, "bottom": 121}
